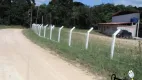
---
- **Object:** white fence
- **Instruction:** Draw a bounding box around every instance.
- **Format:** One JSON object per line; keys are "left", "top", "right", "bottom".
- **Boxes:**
{"left": 32, "top": 24, "right": 94, "bottom": 48}
{"left": 31, "top": 24, "right": 136, "bottom": 59}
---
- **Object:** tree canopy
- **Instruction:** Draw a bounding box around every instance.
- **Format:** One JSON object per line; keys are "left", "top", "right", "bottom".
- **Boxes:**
{"left": 0, "top": 0, "right": 141, "bottom": 29}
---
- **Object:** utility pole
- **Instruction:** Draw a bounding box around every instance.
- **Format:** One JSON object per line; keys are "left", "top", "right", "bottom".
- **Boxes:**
{"left": 50, "top": 13, "right": 52, "bottom": 25}
{"left": 42, "top": 16, "right": 43, "bottom": 25}
{"left": 30, "top": 6, "right": 33, "bottom": 28}
{"left": 36, "top": 6, "right": 39, "bottom": 24}
{"left": 89, "top": 7, "right": 92, "bottom": 27}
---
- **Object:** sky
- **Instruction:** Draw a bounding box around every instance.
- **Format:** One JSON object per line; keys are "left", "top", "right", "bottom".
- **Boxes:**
{"left": 35, "top": 0, "right": 142, "bottom": 7}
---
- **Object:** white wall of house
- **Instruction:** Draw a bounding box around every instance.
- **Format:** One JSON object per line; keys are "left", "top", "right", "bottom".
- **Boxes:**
{"left": 112, "top": 13, "right": 140, "bottom": 22}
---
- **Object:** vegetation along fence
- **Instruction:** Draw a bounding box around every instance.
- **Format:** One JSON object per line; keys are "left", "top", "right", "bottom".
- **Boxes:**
{"left": 31, "top": 23, "right": 142, "bottom": 80}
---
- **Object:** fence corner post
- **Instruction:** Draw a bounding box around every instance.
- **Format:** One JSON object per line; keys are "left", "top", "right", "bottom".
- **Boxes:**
{"left": 85, "top": 27, "right": 93, "bottom": 50}
{"left": 58, "top": 26, "right": 64, "bottom": 42}
{"left": 111, "top": 29, "right": 121, "bottom": 59}
{"left": 69, "top": 27, "right": 75, "bottom": 46}
{"left": 50, "top": 25, "right": 54, "bottom": 40}
{"left": 38, "top": 24, "right": 41, "bottom": 36}
{"left": 44, "top": 24, "right": 48, "bottom": 38}
{"left": 39, "top": 24, "right": 43, "bottom": 37}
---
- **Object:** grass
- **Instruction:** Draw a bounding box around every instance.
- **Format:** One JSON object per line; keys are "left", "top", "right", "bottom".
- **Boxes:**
{"left": 62, "top": 27, "right": 103, "bottom": 35}
{"left": 23, "top": 27, "right": 142, "bottom": 80}
{"left": 0, "top": 25, "right": 24, "bottom": 29}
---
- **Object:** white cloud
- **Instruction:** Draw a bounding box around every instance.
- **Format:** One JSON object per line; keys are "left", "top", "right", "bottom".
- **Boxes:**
{"left": 113, "top": 0, "right": 142, "bottom": 7}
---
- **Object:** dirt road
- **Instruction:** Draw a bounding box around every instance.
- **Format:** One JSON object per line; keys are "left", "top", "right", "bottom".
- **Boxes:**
{"left": 0, "top": 29, "right": 102, "bottom": 80}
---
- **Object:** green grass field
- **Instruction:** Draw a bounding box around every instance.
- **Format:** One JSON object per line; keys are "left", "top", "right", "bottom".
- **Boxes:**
{"left": 23, "top": 27, "right": 142, "bottom": 80}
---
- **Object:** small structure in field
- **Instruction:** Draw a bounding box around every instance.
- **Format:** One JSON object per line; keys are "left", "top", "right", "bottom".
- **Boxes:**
{"left": 98, "top": 11, "right": 141, "bottom": 38}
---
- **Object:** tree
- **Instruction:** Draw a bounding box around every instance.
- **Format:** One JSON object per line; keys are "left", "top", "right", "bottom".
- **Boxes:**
{"left": 0, "top": 0, "right": 35, "bottom": 25}
{"left": 0, "top": 0, "right": 140, "bottom": 28}
{"left": 10, "top": 0, "right": 30, "bottom": 25}
{"left": 36, "top": 4, "right": 47, "bottom": 24}
{"left": 47, "top": 0, "right": 73, "bottom": 26}
{"left": 72, "top": 4, "right": 91, "bottom": 29}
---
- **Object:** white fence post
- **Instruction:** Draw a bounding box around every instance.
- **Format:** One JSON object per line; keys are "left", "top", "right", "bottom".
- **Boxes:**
{"left": 111, "top": 29, "right": 121, "bottom": 59}
{"left": 36, "top": 24, "right": 39, "bottom": 35}
{"left": 37, "top": 24, "right": 39, "bottom": 34}
{"left": 85, "top": 27, "right": 93, "bottom": 49}
{"left": 69, "top": 27, "right": 75, "bottom": 46}
{"left": 58, "top": 26, "right": 64, "bottom": 42}
{"left": 44, "top": 24, "right": 48, "bottom": 38}
{"left": 50, "top": 25, "right": 54, "bottom": 40}
{"left": 37, "top": 24, "right": 40, "bottom": 35}
{"left": 39, "top": 24, "right": 43, "bottom": 37}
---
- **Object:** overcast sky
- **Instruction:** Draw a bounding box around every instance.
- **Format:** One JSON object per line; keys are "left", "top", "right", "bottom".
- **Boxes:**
{"left": 35, "top": 0, "right": 142, "bottom": 7}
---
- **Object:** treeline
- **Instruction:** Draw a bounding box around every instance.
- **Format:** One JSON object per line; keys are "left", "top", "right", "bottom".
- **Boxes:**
{"left": 0, "top": 0, "right": 142, "bottom": 29}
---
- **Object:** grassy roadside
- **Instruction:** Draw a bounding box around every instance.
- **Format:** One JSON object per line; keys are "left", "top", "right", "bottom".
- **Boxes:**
{"left": 0, "top": 25, "right": 25, "bottom": 29}
{"left": 23, "top": 29, "right": 142, "bottom": 80}
{"left": 59, "top": 27, "right": 104, "bottom": 36}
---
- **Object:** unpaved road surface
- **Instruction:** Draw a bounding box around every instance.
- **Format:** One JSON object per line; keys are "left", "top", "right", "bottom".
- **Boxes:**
{"left": 0, "top": 29, "right": 103, "bottom": 80}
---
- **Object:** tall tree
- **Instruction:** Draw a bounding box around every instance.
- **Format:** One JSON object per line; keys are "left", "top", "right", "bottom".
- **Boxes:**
{"left": 47, "top": 0, "right": 73, "bottom": 26}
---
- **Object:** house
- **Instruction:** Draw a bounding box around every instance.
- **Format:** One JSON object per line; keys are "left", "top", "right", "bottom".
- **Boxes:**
{"left": 98, "top": 11, "right": 141, "bottom": 38}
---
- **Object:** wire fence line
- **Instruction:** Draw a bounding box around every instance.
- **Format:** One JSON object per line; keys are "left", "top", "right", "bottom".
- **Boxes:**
{"left": 32, "top": 24, "right": 93, "bottom": 49}
{"left": 31, "top": 23, "right": 142, "bottom": 79}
